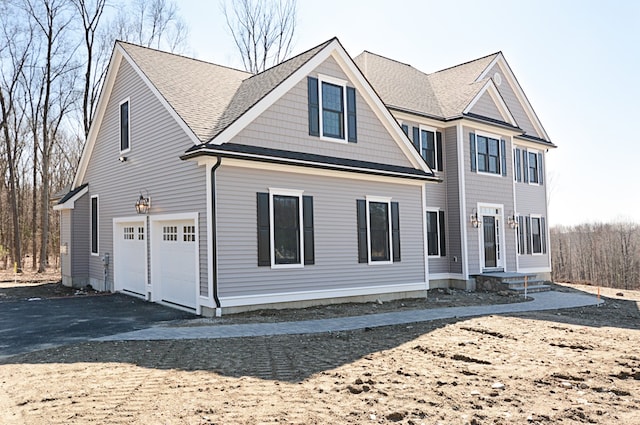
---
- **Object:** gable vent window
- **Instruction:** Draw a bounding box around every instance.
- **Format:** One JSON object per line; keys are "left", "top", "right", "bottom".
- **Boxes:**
{"left": 307, "top": 75, "right": 357, "bottom": 143}
{"left": 119, "top": 99, "right": 130, "bottom": 153}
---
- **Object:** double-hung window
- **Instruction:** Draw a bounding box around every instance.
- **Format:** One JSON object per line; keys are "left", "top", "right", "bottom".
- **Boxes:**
{"left": 469, "top": 132, "right": 507, "bottom": 176}
{"left": 257, "top": 189, "right": 314, "bottom": 267}
{"left": 307, "top": 75, "right": 357, "bottom": 142}
{"left": 514, "top": 146, "right": 544, "bottom": 185}
{"left": 407, "top": 124, "right": 443, "bottom": 171}
{"left": 528, "top": 151, "right": 540, "bottom": 184}
{"left": 516, "top": 214, "right": 547, "bottom": 255}
{"left": 357, "top": 197, "right": 400, "bottom": 264}
{"left": 119, "top": 99, "right": 130, "bottom": 153}
{"left": 426, "top": 209, "right": 446, "bottom": 257}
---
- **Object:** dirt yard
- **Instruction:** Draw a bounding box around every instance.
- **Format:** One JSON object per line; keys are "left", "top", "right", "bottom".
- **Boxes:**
{"left": 1, "top": 271, "right": 639, "bottom": 424}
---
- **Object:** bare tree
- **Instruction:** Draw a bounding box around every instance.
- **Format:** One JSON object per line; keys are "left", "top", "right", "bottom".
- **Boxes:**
{"left": 222, "top": 0, "right": 296, "bottom": 73}
{"left": 112, "top": 0, "right": 188, "bottom": 52}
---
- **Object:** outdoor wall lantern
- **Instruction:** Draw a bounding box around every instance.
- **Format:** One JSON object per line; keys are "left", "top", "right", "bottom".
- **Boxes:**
{"left": 135, "top": 191, "right": 151, "bottom": 214}
{"left": 507, "top": 212, "right": 518, "bottom": 229}
{"left": 469, "top": 209, "right": 480, "bottom": 228}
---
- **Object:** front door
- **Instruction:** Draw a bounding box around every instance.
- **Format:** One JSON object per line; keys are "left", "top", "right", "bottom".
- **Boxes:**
{"left": 483, "top": 216, "right": 497, "bottom": 268}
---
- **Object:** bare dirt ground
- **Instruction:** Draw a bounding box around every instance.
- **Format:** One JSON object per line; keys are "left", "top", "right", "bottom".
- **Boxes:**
{"left": 1, "top": 270, "right": 639, "bottom": 424}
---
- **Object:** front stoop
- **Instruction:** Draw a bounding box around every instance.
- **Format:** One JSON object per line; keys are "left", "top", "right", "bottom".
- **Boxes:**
{"left": 474, "top": 272, "right": 551, "bottom": 294}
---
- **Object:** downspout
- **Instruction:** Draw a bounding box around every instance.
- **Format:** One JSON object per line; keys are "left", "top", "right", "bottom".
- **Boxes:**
{"left": 211, "top": 156, "right": 222, "bottom": 315}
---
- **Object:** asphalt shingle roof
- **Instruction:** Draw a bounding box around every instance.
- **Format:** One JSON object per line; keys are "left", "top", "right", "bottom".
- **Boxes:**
{"left": 354, "top": 51, "right": 499, "bottom": 120}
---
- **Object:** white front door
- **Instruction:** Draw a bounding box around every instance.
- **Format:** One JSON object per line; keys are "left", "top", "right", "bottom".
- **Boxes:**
{"left": 114, "top": 220, "right": 147, "bottom": 297}
{"left": 479, "top": 206, "right": 505, "bottom": 271}
{"left": 152, "top": 218, "right": 197, "bottom": 309}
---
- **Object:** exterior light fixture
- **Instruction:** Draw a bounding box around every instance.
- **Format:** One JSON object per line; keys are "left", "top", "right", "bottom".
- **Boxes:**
{"left": 135, "top": 192, "right": 151, "bottom": 214}
{"left": 507, "top": 212, "right": 518, "bottom": 229}
{"left": 470, "top": 208, "right": 480, "bottom": 228}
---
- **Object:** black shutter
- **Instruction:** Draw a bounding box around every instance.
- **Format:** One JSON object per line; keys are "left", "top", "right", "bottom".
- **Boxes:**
{"left": 91, "top": 197, "right": 98, "bottom": 254}
{"left": 357, "top": 200, "right": 368, "bottom": 263}
{"left": 515, "top": 148, "right": 521, "bottom": 182}
{"left": 391, "top": 202, "right": 401, "bottom": 262}
{"left": 347, "top": 86, "right": 357, "bottom": 143}
{"left": 469, "top": 132, "right": 476, "bottom": 172}
{"left": 523, "top": 149, "right": 529, "bottom": 183}
{"left": 500, "top": 139, "right": 507, "bottom": 176}
{"left": 412, "top": 127, "right": 420, "bottom": 152}
{"left": 257, "top": 192, "right": 270, "bottom": 266}
{"left": 538, "top": 152, "right": 544, "bottom": 185}
{"left": 438, "top": 210, "right": 446, "bottom": 257}
{"left": 302, "top": 196, "right": 315, "bottom": 265}
{"left": 307, "top": 77, "right": 319, "bottom": 136}
{"left": 401, "top": 124, "right": 409, "bottom": 135}
{"left": 525, "top": 216, "right": 531, "bottom": 255}
{"left": 436, "top": 131, "right": 443, "bottom": 171}
{"left": 541, "top": 216, "right": 547, "bottom": 254}
{"left": 518, "top": 215, "right": 525, "bottom": 254}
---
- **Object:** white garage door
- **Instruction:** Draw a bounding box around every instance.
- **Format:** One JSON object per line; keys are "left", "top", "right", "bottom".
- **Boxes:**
{"left": 152, "top": 219, "right": 197, "bottom": 309}
{"left": 114, "top": 221, "right": 146, "bottom": 297}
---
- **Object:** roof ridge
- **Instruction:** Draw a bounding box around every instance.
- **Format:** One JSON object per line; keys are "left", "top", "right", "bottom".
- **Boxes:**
{"left": 428, "top": 51, "right": 501, "bottom": 76}
{"left": 358, "top": 50, "right": 415, "bottom": 69}
{"left": 116, "top": 40, "right": 252, "bottom": 76}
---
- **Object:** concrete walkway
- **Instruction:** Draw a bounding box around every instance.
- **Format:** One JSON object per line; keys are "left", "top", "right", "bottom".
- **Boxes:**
{"left": 97, "top": 291, "right": 603, "bottom": 342}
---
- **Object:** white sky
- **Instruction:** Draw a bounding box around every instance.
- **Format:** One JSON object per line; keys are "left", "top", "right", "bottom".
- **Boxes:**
{"left": 177, "top": 0, "right": 640, "bottom": 226}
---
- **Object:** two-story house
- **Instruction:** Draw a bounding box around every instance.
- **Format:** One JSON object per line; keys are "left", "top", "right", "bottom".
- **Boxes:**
{"left": 55, "top": 37, "right": 554, "bottom": 315}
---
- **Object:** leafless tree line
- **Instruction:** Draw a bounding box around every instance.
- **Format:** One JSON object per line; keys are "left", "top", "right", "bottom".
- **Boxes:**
{"left": 0, "top": 0, "right": 189, "bottom": 272}
{"left": 551, "top": 222, "right": 640, "bottom": 290}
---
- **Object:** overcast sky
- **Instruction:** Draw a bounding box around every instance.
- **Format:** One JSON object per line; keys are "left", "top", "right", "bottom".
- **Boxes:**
{"left": 177, "top": 0, "right": 639, "bottom": 226}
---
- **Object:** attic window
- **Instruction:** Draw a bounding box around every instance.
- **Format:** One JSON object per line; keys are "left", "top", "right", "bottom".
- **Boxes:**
{"left": 307, "top": 75, "right": 357, "bottom": 143}
{"left": 120, "top": 99, "right": 130, "bottom": 153}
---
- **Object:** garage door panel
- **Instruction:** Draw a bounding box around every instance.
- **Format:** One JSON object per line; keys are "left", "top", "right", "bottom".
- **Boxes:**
{"left": 114, "top": 222, "right": 146, "bottom": 297}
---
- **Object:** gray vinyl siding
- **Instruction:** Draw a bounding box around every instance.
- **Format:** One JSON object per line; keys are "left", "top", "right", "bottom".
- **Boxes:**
{"left": 444, "top": 127, "right": 462, "bottom": 274}
{"left": 233, "top": 56, "right": 414, "bottom": 168}
{"left": 516, "top": 177, "right": 550, "bottom": 269}
{"left": 489, "top": 66, "right": 539, "bottom": 138}
{"left": 215, "top": 165, "right": 425, "bottom": 299}
{"left": 71, "top": 194, "right": 90, "bottom": 278}
{"left": 60, "top": 210, "right": 71, "bottom": 277}
{"left": 463, "top": 126, "right": 517, "bottom": 274}
{"left": 469, "top": 90, "right": 504, "bottom": 122}
{"left": 81, "top": 58, "right": 208, "bottom": 294}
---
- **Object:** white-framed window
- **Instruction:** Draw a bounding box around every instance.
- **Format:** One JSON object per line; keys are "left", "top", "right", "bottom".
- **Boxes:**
{"left": 366, "top": 196, "right": 393, "bottom": 264}
{"left": 528, "top": 150, "right": 540, "bottom": 184}
{"left": 162, "top": 226, "right": 178, "bottom": 241}
{"left": 426, "top": 208, "right": 446, "bottom": 257}
{"left": 470, "top": 131, "right": 506, "bottom": 176}
{"left": 137, "top": 226, "right": 144, "bottom": 240}
{"left": 514, "top": 146, "right": 544, "bottom": 185}
{"left": 517, "top": 214, "right": 547, "bottom": 255}
{"left": 530, "top": 214, "right": 543, "bottom": 255}
{"left": 419, "top": 125, "right": 438, "bottom": 171}
{"left": 183, "top": 225, "right": 196, "bottom": 242}
{"left": 119, "top": 98, "right": 130, "bottom": 153}
{"left": 307, "top": 74, "right": 357, "bottom": 143}
{"left": 123, "top": 227, "right": 135, "bottom": 240}
{"left": 269, "top": 188, "right": 304, "bottom": 268}
{"left": 90, "top": 195, "right": 99, "bottom": 255}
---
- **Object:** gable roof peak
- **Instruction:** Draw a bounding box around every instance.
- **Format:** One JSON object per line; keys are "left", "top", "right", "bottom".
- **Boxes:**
{"left": 429, "top": 51, "right": 501, "bottom": 77}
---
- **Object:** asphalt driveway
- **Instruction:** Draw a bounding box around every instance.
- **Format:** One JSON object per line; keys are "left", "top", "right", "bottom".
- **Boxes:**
{"left": 0, "top": 294, "right": 195, "bottom": 358}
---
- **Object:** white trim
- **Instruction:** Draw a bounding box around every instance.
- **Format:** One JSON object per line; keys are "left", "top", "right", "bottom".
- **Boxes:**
{"left": 421, "top": 184, "right": 429, "bottom": 290}
{"left": 473, "top": 130, "right": 506, "bottom": 177}
{"left": 365, "top": 196, "right": 393, "bottom": 265}
{"left": 317, "top": 73, "right": 349, "bottom": 143}
{"left": 463, "top": 80, "right": 517, "bottom": 126}
{"left": 418, "top": 124, "right": 440, "bottom": 171}
{"left": 219, "top": 282, "right": 428, "bottom": 308}
{"left": 517, "top": 266, "right": 551, "bottom": 274}
{"left": 429, "top": 273, "right": 466, "bottom": 281}
{"left": 457, "top": 123, "right": 469, "bottom": 279}
{"left": 53, "top": 185, "right": 89, "bottom": 210}
{"left": 524, "top": 148, "right": 543, "bottom": 186}
{"left": 475, "top": 53, "right": 550, "bottom": 141}
{"left": 149, "top": 212, "right": 200, "bottom": 310}
{"left": 529, "top": 214, "right": 544, "bottom": 255}
{"left": 425, "top": 207, "right": 442, "bottom": 258}
{"left": 112, "top": 216, "right": 148, "bottom": 298}
{"left": 90, "top": 195, "right": 99, "bottom": 256}
{"left": 476, "top": 203, "right": 506, "bottom": 271}
{"left": 268, "top": 188, "right": 305, "bottom": 269}
{"left": 511, "top": 137, "right": 520, "bottom": 272}
{"left": 204, "top": 162, "right": 215, "bottom": 309}
{"left": 197, "top": 157, "right": 429, "bottom": 186}
{"left": 118, "top": 97, "right": 131, "bottom": 154}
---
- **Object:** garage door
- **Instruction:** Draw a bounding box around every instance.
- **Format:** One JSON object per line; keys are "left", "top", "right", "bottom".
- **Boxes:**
{"left": 152, "top": 219, "right": 197, "bottom": 309}
{"left": 114, "top": 221, "right": 146, "bottom": 297}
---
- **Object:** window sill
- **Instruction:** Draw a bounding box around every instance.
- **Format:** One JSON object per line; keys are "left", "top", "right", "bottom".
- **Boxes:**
{"left": 475, "top": 170, "right": 503, "bottom": 178}
{"left": 320, "top": 134, "right": 348, "bottom": 144}
{"left": 367, "top": 260, "right": 393, "bottom": 265}
{"left": 270, "top": 263, "right": 304, "bottom": 270}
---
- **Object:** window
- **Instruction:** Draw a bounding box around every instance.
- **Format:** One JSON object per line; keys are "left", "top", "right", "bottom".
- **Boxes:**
{"left": 257, "top": 190, "right": 314, "bottom": 267}
{"left": 357, "top": 198, "right": 400, "bottom": 264}
{"left": 516, "top": 147, "right": 544, "bottom": 185}
{"left": 469, "top": 132, "right": 507, "bottom": 176}
{"left": 124, "top": 227, "right": 134, "bottom": 240}
{"left": 119, "top": 99, "right": 130, "bottom": 152}
{"left": 426, "top": 210, "right": 446, "bottom": 257}
{"left": 91, "top": 196, "right": 98, "bottom": 254}
{"left": 307, "top": 75, "right": 357, "bottom": 142}
{"left": 138, "top": 226, "right": 144, "bottom": 240}
{"left": 517, "top": 214, "right": 547, "bottom": 255}
{"left": 163, "top": 226, "right": 177, "bottom": 241}
{"left": 183, "top": 225, "right": 196, "bottom": 242}
{"left": 409, "top": 126, "right": 443, "bottom": 171}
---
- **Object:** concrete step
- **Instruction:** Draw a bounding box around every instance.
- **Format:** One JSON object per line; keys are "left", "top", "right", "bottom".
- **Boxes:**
{"left": 508, "top": 284, "right": 552, "bottom": 294}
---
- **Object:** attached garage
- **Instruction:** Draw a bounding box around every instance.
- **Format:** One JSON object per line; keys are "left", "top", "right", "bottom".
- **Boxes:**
{"left": 150, "top": 213, "right": 199, "bottom": 311}
{"left": 113, "top": 218, "right": 147, "bottom": 297}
